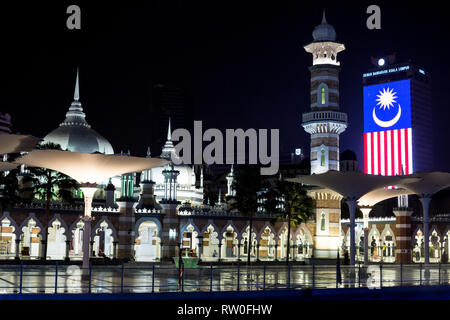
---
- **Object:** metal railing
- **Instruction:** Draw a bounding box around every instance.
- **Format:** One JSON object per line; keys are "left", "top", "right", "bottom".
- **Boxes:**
{"left": 0, "top": 263, "right": 449, "bottom": 294}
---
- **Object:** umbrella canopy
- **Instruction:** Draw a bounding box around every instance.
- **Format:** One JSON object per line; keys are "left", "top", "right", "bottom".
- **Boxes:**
{"left": 287, "top": 171, "right": 406, "bottom": 199}
{"left": 15, "top": 149, "right": 168, "bottom": 184}
{"left": 396, "top": 171, "right": 450, "bottom": 196}
{"left": 0, "top": 134, "right": 41, "bottom": 154}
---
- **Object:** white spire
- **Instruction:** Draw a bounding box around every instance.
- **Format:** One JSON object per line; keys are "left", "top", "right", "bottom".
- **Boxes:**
{"left": 218, "top": 188, "right": 222, "bottom": 205}
{"left": 146, "top": 146, "right": 151, "bottom": 157}
{"left": 74, "top": 68, "right": 80, "bottom": 101}
{"left": 167, "top": 117, "right": 172, "bottom": 141}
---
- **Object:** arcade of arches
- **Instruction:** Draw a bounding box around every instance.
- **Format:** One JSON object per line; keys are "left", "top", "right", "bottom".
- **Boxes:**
{"left": 1, "top": 206, "right": 449, "bottom": 263}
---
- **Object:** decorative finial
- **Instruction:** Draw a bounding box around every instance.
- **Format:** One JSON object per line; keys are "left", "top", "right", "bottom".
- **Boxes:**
{"left": 74, "top": 68, "right": 80, "bottom": 101}
{"left": 147, "top": 146, "right": 151, "bottom": 157}
{"left": 167, "top": 117, "right": 172, "bottom": 141}
{"left": 322, "top": 10, "right": 327, "bottom": 24}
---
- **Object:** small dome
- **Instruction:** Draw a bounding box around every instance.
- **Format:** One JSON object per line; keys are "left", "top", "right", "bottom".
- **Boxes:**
{"left": 312, "top": 12, "right": 336, "bottom": 42}
{"left": 341, "top": 150, "right": 357, "bottom": 161}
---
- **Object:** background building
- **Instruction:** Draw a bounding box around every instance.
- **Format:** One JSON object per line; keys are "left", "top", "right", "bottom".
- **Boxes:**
{"left": 149, "top": 83, "right": 194, "bottom": 156}
{"left": 0, "top": 113, "right": 11, "bottom": 134}
{"left": 362, "top": 55, "right": 432, "bottom": 174}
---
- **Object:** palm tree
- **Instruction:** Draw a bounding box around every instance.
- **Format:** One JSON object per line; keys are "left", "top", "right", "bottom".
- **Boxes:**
{"left": 229, "top": 165, "right": 265, "bottom": 266}
{"left": 0, "top": 168, "right": 21, "bottom": 215}
{"left": 21, "top": 142, "right": 79, "bottom": 260}
{"left": 265, "top": 179, "right": 314, "bottom": 265}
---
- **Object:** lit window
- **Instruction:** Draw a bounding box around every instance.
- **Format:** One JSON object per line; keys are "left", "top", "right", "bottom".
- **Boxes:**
{"left": 321, "top": 149, "right": 325, "bottom": 166}
{"left": 321, "top": 87, "right": 326, "bottom": 104}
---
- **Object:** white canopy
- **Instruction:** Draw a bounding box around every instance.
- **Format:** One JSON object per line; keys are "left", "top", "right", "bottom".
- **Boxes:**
{"left": 0, "top": 134, "right": 41, "bottom": 154}
{"left": 16, "top": 149, "right": 168, "bottom": 184}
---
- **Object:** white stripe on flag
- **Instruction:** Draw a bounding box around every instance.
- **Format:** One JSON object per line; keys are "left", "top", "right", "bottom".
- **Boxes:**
{"left": 374, "top": 132, "right": 378, "bottom": 175}
{"left": 408, "top": 128, "right": 413, "bottom": 174}
{"left": 380, "top": 131, "right": 385, "bottom": 175}
{"left": 401, "top": 128, "right": 406, "bottom": 174}
{"left": 394, "top": 130, "right": 399, "bottom": 175}
{"left": 387, "top": 130, "right": 392, "bottom": 176}
{"left": 367, "top": 133, "right": 372, "bottom": 174}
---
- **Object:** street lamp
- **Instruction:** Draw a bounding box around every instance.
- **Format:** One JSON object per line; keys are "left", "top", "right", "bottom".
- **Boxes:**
{"left": 16, "top": 149, "right": 167, "bottom": 270}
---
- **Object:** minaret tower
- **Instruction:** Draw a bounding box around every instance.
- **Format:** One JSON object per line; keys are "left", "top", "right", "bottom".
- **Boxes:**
{"left": 302, "top": 12, "right": 347, "bottom": 174}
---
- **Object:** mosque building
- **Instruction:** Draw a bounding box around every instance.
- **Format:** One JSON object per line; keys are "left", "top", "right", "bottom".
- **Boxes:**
{"left": 0, "top": 12, "right": 449, "bottom": 264}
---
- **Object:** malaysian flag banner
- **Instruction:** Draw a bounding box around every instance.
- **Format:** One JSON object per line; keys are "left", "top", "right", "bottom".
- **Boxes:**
{"left": 363, "top": 79, "right": 413, "bottom": 175}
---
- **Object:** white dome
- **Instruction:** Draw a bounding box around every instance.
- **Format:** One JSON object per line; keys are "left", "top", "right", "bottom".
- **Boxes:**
{"left": 43, "top": 70, "right": 114, "bottom": 155}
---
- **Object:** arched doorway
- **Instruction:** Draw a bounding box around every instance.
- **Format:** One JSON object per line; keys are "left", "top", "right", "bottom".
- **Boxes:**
{"left": 47, "top": 219, "right": 67, "bottom": 260}
{"left": 259, "top": 226, "right": 275, "bottom": 261}
{"left": 429, "top": 229, "right": 441, "bottom": 263}
{"left": 413, "top": 229, "right": 424, "bottom": 263}
{"left": 240, "top": 226, "right": 257, "bottom": 260}
{"left": 221, "top": 225, "right": 238, "bottom": 260}
{"left": 93, "top": 220, "right": 115, "bottom": 258}
{"left": 0, "top": 217, "right": 16, "bottom": 258}
{"left": 70, "top": 220, "right": 85, "bottom": 260}
{"left": 180, "top": 224, "right": 199, "bottom": 258}
{"left": 368, "top": 226, "right": 381, "bottom": 262}
{"left": 20, "top": 218, "right": 41, "bottom": 259}
{"left": 201, "top": 225, "right": 219, "bottom": 261}
{"left": 134, "top": 220, "right": 161, "bottom": 262}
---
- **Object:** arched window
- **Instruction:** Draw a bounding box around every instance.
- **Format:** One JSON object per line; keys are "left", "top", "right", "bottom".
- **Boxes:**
{"left": 321, "top": 87, "right": 326, "bottom": 104}
{"left": 321, "top": 213, "right": 326, "bottom": 231}
{"left": 321, "top": 149, "right": 325, "bottom": 166}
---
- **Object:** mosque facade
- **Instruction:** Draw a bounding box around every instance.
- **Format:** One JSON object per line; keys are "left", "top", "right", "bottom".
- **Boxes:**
{"left": 0, "top": 13, "right": 449, "bottom": 265}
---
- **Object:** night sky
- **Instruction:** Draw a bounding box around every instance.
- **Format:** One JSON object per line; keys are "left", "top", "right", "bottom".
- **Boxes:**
{"left": 2, "top": 1, "right": 450, "bottom": 171}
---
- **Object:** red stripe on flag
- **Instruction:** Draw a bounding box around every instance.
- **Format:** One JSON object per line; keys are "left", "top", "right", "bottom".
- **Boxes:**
{"left": 384, "top": 130, "right": 388, "bottom": 176}
{"left": 371, "top": 133, "right": 374, "bottom": 175}
{"left": 390, "top": 130, "right": 395, "bottom": 176}
{"left": 404, "top": 128, "right": 409, "bottom": 174}
{"left": 397, "top": 129, "right": 402, "bottom": 175}
{"left": 377, "top": 131, "right": 381, "bottom": 176}
{"left": 364, "top": 133, "right": 368, "bottom": 174}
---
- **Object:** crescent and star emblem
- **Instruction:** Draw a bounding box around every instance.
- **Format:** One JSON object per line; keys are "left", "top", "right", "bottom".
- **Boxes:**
{"left": 371, "top": 87, "right": 401, "bottom": 128}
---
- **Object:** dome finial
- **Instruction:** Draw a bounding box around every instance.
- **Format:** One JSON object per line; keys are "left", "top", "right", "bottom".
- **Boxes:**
{"left": 167, "top": 117, "right": 172, "bottom": 141}
{"left": 147, "top": 146, "right": 151, "bottom": 157}
{"left": 74, "top": 68, "right": 80, "bottom": 101}
{"left": 322, "top": 9, "right": 327, "bottom": 24}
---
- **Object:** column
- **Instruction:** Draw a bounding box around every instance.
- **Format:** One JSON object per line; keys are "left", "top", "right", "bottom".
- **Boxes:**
{"left": 346, "top": 198, "right": 357, "bottom": 265}
{"left": 160, "top": 202, "right": 179, "bottom": 261}
{"left": 256, "top": 243, "right": 260, "bottom": 261}
{"left": 82, "top": 218, "right": 91, "bottom": 269}
{"left": 40, "top": 240, "right": 47, "bottom": 260}
{"left": 113, "top": 241, "right": 118, "bottom": 259}
{"left": 15, "top": 239, "right": 20, "bottom": 260}
{"left": 360, "top": 207, "right": 372, "bottom": 266}
{"left": 393, "top": 209, "right": 414, "bottom": 263}
{"left": 65, "top": 240, "right": 71, "bottom": 261}
{"left": 90, "top": 240, "right": 95, "bottom": 257}
{"left": 218, "top": 242, "right": 222, "bottom": 262}
{"left": 197, "top": 239, "right": 203, "bottom": 261}
{"left": 274, "top": 243, "right": 278, "bottom": 261}
{"left": 237, "top": 243, "right": 241, "bottom": 261}
{"left": 419, "top": 196, "right": 432, "bottom": 265}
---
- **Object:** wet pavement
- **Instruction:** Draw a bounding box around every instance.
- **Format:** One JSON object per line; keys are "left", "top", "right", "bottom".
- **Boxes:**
{"left": 0, "top": 264, "right": 448, "bottom": 294}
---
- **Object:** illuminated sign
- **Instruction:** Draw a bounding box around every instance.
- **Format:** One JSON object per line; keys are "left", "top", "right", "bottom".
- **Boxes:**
{"left": 363, "top": 65, "right": 409, "bottom": 78}
{"left": 363, "top": 79, "right": 413, "bottom": 175}
{"left": 295, "top": 148, "right": 301, "bottom": 156}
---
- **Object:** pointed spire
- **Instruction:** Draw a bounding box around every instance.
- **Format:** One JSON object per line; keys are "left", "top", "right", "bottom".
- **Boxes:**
{"left": 74, "top": 68, "right": 80, "bottom": 101}
{"left": 218, "top": 188, "right": 222, "bottom": 205}
{"left": 147, "top": 146, "right": 151, "bottom": 157}
{"left": 167, "top": 117, "right": 172, "bottom": 141}
{"left": 322, "top": 9, "right": 327, "bottom": 24}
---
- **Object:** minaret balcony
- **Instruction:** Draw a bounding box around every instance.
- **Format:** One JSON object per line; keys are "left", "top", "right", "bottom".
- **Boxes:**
{"left": 302, "top": 110, "right": 347, "bottom": 124}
